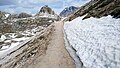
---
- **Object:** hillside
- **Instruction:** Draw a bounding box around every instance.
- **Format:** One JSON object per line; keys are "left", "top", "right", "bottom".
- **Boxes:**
{"left": 18, "top": 13, "right": 32, "bottom": 18}
{"left": 0, "top": 4, "right": 76, "bottom": 68}
{"left": 67, "top": 0, "right": 120, "bottom": 21}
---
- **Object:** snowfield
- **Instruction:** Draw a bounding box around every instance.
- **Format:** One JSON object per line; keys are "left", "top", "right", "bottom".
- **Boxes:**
{"left": 64, "top": 16, "right": 120, "bottom": 68}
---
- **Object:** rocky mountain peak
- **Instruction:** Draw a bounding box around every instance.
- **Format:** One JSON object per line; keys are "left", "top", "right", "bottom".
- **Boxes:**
{"left": 38, "top": 5, "right": 55, "bottom": 15}
{"left": 60, "top": 6, "right": 78, "bottom": 17}
{"left": 36, "top": 5, "right": 60, "bottom": 21}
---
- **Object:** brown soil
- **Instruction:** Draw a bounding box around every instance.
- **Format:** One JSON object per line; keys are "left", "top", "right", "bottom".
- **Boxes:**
{"left": 27, "top": 21, "right": 76, "bottom": 68}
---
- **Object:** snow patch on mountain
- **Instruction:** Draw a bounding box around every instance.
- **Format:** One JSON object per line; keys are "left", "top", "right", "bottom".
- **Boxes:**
{"left": 60, "top": 6, "right": 78, "bottom": 17}
{"left": 64, "top": 15, "right": 120, "bottom": 68}
{"left": 0, "top": 26, "right": 45, "bottom": 64}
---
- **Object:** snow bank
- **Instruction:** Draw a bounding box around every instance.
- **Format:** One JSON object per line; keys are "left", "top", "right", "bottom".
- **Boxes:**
{"left": 64, "top": 30, "right": 83, "bottom": 68}
{"left": 64, "top": 15, "right": 120, "bottom": 68}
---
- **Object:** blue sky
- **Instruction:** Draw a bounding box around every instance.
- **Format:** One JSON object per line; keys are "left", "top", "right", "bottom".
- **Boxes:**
{"left": 0, "top": 0, "right": 90, "bottom": 14}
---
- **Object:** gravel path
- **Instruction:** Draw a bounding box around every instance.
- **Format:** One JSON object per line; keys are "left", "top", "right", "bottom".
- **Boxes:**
{"left": 28, "top": 21, "right": 75, "bottom": 68}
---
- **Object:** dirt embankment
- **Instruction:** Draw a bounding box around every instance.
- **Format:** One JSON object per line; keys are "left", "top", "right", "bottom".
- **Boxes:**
{"left": 0, "top": 21, "right": 75, "bottom": 68}
{"left": 0, "top": 23, "right": 54, "bottom": 68}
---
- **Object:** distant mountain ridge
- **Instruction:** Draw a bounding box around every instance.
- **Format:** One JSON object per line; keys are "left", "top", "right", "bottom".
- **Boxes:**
{"left": 60, "top": 6, "right": 79, "bottom": 17}
{"left": 18, "top": 13, "right": 32, "bottom": 18}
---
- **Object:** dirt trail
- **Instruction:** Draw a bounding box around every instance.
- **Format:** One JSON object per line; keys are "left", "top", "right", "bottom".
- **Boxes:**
{"left": 28, "top": 21, "right": 75, "bottom": 68}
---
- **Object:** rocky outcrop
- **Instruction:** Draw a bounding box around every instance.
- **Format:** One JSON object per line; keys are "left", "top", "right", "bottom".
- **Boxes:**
{"left": 7, "top": 13, "right": 32, "bottom": 19}
{"left": 18, "top": 13, "right": 32, "bottom": 18}
{"left": 0, "top": 11, "right": 10, "bottom": 20}
{"left": 67, "top": 0, "right": 120, "bottom": 21}
{"left": 36, "top": 5, "right": 60, "bottom": 21}
{"left": 0, "top": 11, "right": 5, "bottom": 20}
{"left": 60, "top": 6, "right": 79, "bottom": 17}
{"left": 8, "top": 14, "right": 18, "bottom": 19}
{"left": 13, "top": 17, "right": 54, "bottom": 31}
{"left": 36, "top": 5, "right": 55, "bottom": 16}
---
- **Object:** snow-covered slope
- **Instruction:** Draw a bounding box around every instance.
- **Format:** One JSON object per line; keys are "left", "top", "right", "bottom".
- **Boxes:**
{"left": 64, "top": 16, "right": 120, "bottom": 68}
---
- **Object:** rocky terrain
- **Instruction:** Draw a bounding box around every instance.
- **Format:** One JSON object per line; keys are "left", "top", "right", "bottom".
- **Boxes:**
{"left": 0, "top": 5, "right": 62, "bottom": 68}
{"left": 36, "top": 5, "right": 60, "bottom": 21}
{"left": 0, "top": 11, "right": 32, "bottom": 20}
{"left": 0, "top": 5, "right": 77, "bottom": 68}
{"left": 0, "top": 23, "right": 54, "bottom": 68}
{"left": 60, "top": 6, "right": 79, "bottom": 17}
{"left": 36, "top": 5, "right": 59, "bottom": 18}
{"left": 39, "top": 5, "right": 55, "bottom": 15}
{"left": 0, "top": 13, "right": 76, "bottom": 68}
{"left": 18, "top": 13, "right": 32, "bottom": 18}
{"left": 0, "top": 11, "right": 10, "bottom": 20}
{"left": 0, "top": 0, "right": 120, "bottom": 68}
{"left": 0, "top": 5, "right": 59, "bottom": 33}
{"left": 67, "top": 0, "right": 120, "bottom": 21}
{"left": 0, "top": 16, "right": 54, "bottom": 33}
{"left": 7, "top": 14, "right": 18, "bottom": 20}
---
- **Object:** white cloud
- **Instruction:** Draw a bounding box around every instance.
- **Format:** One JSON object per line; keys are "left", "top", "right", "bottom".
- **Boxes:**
{"left": 71, "top": 0, "right": 90, "bottom": 7}
{"left": 0, "top": 0, "right": 91, "bottom": 14}
{"left": 4, "top": 8, "right": 15, "bottom": 14}
{"left": 29, "top": 0, "right": 60, "bottom": 4}
{"left": 66, "top": 0, "right": 73, "bottom": 2}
